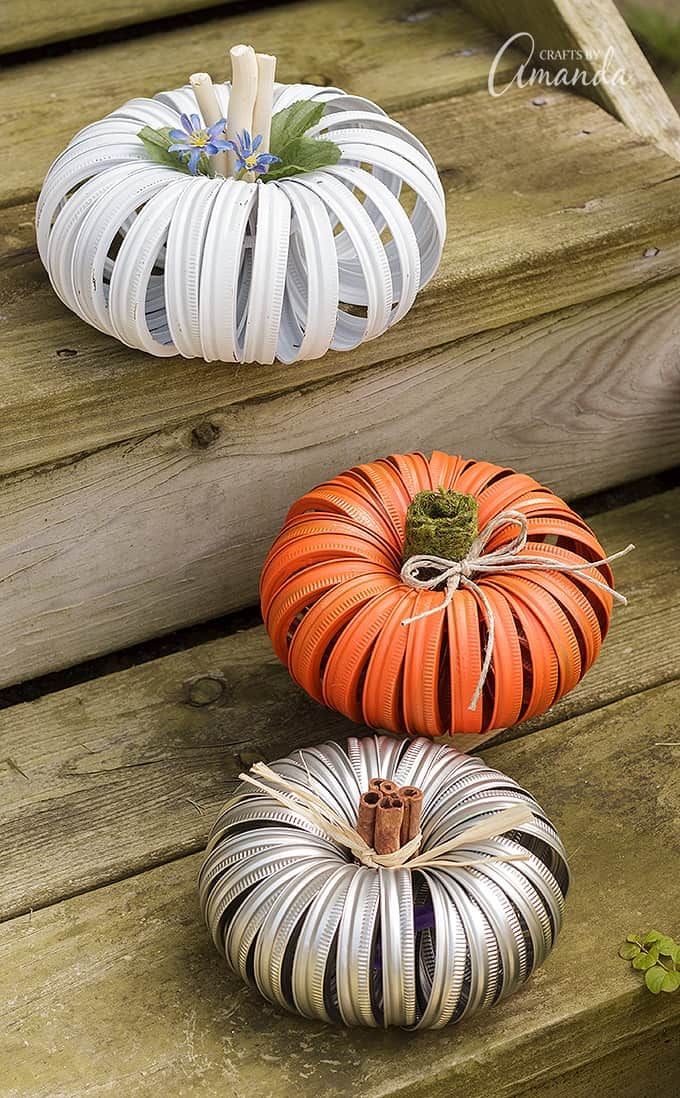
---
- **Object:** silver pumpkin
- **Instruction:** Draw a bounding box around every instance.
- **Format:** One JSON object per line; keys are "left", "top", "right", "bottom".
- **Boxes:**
{"left": 199, "top": 735, "right": 569, "bottom": 1029}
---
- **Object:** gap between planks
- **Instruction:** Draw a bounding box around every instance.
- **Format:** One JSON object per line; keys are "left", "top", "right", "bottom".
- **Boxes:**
{"left": 0, "top": 485, "right": 677, "bottom": 925}
{"left": 1, "top": 275, "right": 679, "bottom": 688}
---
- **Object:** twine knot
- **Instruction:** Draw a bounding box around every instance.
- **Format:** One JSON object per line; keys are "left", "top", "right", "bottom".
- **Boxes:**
{"left": 400, "top": 504, "right": 634, "bottom": 712}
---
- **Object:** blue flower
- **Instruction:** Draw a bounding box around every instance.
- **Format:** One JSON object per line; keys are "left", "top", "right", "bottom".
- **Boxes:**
{"left": 168, "top": 112, "right": 232, "bottom": 176}
{"left": 231, "top": 130, "right": 281, "bottom": 176}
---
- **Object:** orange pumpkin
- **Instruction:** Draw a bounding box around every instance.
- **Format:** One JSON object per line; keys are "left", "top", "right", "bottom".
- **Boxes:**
{"left": 260, "top": 451, "right": 617, "bottom": 737}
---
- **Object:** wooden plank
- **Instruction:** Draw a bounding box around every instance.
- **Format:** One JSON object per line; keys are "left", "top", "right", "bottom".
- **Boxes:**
{"left": 0, "top": 0, "right": 518, "bottom": 207}
{"left": 2, "top": 678, "right": 679, "bottom": 1097}
{"left": 459, "top": 0, "right": 680, "bottom": 160}
{"left": 2, "top": 274, "right": 680, "bottom": 686}
{"left": 0, "top": 486, "right": 677, "bottom": 922}
{"left": 3, "top": 88, "right": 680, "bottom": 476}
{"left": 3, "top": 0, "right": 233, "bottom": 54}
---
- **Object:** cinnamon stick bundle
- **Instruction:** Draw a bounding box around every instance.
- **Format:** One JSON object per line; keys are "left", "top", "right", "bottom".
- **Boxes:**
{"left": 355, "top": 781, "right": 423, "bottom": 855}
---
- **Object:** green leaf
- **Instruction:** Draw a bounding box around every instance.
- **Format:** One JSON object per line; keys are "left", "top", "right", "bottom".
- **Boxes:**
{"left": 657, "top": 937, "right": 677, "bottom": 956}
{"left": 270, "top": 100, "right": 327, "bottom": 156}
{"left": 266, "top": 137, "right": 341, "bottom": 180}
{"left": 137, "top": 126, "right": 213, "bottom": 177}
{"left": 645, "top": 965, "right": 667, "bottom": 994}
{"left": 633, "top": 950, "right": 659, "bottom": 970}
{"left": 619, "top": 942, "right": 642, "bottom": 960}
{"left": 660, "top": 969, "right": 680, "bottom": 993}
{"left": 626, "top": 934, "right": 642, "bottom": 944}
{"left": 266, "top": 98, "right": 341, "bottom": 181}
{"left": 643, "top": 930, "right": 664, "bottom": 945}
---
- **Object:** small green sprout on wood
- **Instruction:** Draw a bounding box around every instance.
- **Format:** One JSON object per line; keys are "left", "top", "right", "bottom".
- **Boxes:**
{"left": 619, "top": 931, "right": 680, "bottom": 994}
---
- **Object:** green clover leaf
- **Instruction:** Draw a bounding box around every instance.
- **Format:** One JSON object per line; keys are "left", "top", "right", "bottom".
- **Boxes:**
{"left": 619, "top": 942, "right": 641, "bottom": 960}
{"left": 661, "top": 969, "right": 680, "bottom": 993}
{"left": 633, "top": 949, "right": 659, "bottom": 971}
{"left": 645, "top": 965, "right": 667, "bottom": 994}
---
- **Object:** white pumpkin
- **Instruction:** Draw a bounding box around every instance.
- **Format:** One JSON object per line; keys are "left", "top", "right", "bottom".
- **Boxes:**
{"left": 36, "top": 82, "right": 446, "bottom": 364}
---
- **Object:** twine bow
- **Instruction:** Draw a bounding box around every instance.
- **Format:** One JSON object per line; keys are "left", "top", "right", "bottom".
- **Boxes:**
{"left": 238, "top": 761, "right": 534, "bottom": 869}
{"left": 400, "top": 504, "right": 634, "bottom": 712}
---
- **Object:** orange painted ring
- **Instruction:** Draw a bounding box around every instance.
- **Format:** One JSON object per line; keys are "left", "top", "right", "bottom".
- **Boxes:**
{"left": 262, "top": 512, "right": 398, "bottom": 562}
{"left": 349, "top": 458, "right": 413, "bottom": 542}
{"left": 477, "top": 474, "right": 555, "bottom": 525}
{"left": 454, "top": 461, "right": 514, "bottom": 500}
{"left": 402, "top": 590, "right": 447, "bottom": 737}
{"left": 483, "top": 492, "right": 580, "bottom": 533}
{"left": 322, "top": 586, "right": 407, "bottom": 722}
{"left": 265, "top": 510, "right": 399, "bottom": 554}
{"left": 521, "top": 542, "right": 614, "bottom": 645}
{"left": 260, "top": 528, "right": 396, "bottom": 614}
{"left": 288, "top": 572, "right": 399, "bottom": 702}
{"left": 432, "top": 451, "right": 474, "bottom": 491}
{"left": 483, "top": 576, "right": 560, "bottom": 721}
{"left": 362, "top": 589, "right": 417, "bottom": 734}
{"left": 471, "top": 583, "right": 525, "bottom": 730}
{"left": 447, "top": 589, "right": 484, "bottom": 734}
{"left": 265, "top": 558, "right": 374, "bottom": 662}
{"left": 387, "top": 451, "right": 432, "bottom": 498}
{"left": 525, "top": 516, "right": 610, "bottom": 566}
{"left": 520, "top": 568, "right": 602, "bottom": 673}
{"left": 489, "top": 573, "right": 582, "bottom": 699}
{"left": 518, "top": 541, "right": 615, "bottom": 611}
{"left": 286, "top": 482, "right": 399, "bottom": 551}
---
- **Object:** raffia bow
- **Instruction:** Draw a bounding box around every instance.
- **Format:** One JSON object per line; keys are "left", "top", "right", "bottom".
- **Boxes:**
{"left": 400, "top": 504, "right": 634, "bottom": 711}
{"left": 239, "top": 761, "right": 535, "bottom": 869}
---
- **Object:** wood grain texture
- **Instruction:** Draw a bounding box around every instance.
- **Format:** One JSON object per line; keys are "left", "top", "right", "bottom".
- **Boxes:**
{"left": 2, "top": 87, "right": 680, "bottom": 475}
{"left": 0, "top": 0, "right": 518, "bottom": 207}
{"left": 2, "top": 275, "right": 680, "bottom": 686}
{"left": 2, "top": 0, "right": 234, "bottom": 53}
{"left": 0, "top": 487, "right": 677, "bottom": 922}
{"left": 459, "top": 0, "right": 680, "bottom": 159}
{"left": 1, "top": 678, "right": 679, "bottom": 1097}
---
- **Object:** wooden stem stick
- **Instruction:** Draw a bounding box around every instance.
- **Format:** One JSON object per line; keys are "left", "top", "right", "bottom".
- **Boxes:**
{"left": 190, "top": 72, "right": 228, "bottom": 178}
{"left": 252, "top": 52, "right": 277, "bottom": 156}
{"left": 227, "top": 44, "right": 259, "bottom": 177}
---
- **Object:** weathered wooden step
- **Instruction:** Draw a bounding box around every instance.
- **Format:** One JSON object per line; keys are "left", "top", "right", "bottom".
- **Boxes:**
{"left": 3, "top": 0, "right": 237, "bottom": 54}
{"left": 0, "top": 486, "right": 677, "bottom": 924}
{"left": 2, "top": 677, "right": 678, "bottom": 1097}
{"left": 0, "top": 0, "right": 514, "bottom": 205}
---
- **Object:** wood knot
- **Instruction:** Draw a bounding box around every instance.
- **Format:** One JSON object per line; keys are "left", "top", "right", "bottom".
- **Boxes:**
{"left": 184, "top": 673, "right": 227, "bottom": 706}
{"left": 191, "top": 422, "right": 220, "bottom": 449}
{"left": 56, "top": 348, "right": 78, "bottom": 358}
